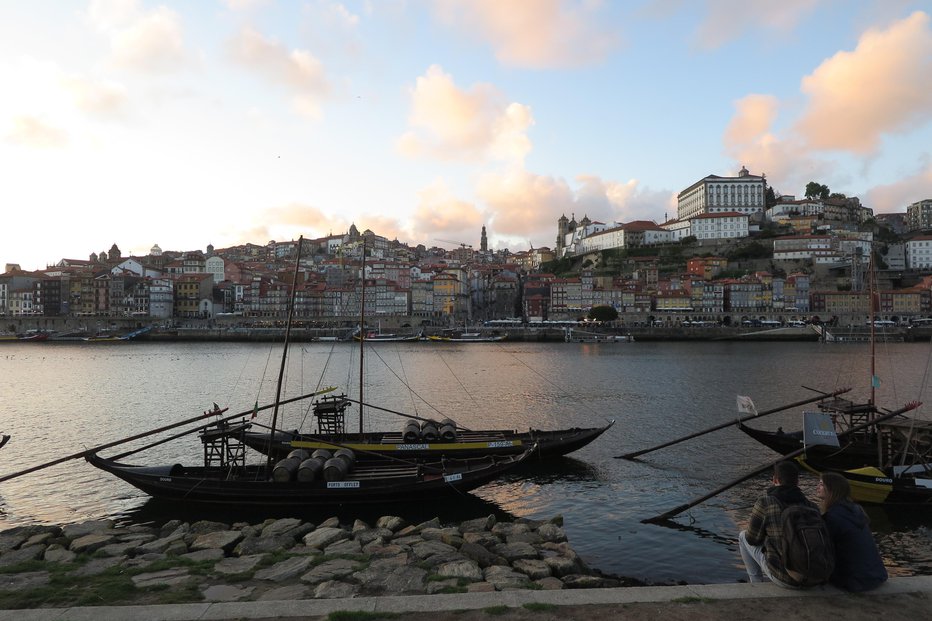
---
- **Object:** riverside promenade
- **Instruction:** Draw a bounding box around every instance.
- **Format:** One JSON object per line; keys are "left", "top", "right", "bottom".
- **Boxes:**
{"left": 1, "top": 576, "right": 930, "bottom": 621}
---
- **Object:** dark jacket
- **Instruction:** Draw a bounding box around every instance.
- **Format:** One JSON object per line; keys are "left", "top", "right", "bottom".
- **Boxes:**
{"left": 746, "top": 484, "right": 815, "bottom": 586}
{"left": 823, "top": 500, "right": 888, "bottom": 592}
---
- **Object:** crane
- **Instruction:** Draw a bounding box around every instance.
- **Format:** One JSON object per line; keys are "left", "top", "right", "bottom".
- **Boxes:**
{"left": 435, "top": 239, "right": 473, "bottom": 250}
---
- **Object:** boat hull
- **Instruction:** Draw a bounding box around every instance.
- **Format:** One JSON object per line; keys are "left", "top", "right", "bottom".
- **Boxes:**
{"left": 797, "top": 460, "right": 932, "bottom": 505}
{"left": 85, "top": 451, "right": 528, "bottom": 506}
{"left": 242, "top": 423, "right": 614, "bottom": 461}
{"left": 738, "top": 423, "right": 880, "bottom": 470}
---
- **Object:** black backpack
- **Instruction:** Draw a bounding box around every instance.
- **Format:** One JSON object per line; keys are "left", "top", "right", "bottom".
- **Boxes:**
{"left": 780, "top": 502, "right": 835, "bottom": 586}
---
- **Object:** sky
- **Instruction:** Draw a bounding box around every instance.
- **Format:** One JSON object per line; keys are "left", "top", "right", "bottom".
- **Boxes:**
{"left": 2, "top": 0, "right": 932, "bottom": 271}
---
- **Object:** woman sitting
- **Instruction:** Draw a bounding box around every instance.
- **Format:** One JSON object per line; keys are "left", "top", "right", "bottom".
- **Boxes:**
{"left": 818, "top": 472, "right": 888, "bottom": 592}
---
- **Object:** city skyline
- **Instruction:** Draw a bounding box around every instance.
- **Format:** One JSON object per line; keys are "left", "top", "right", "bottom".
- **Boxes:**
{"left": 2, "top": 1, "right": 931, "bottom": 272}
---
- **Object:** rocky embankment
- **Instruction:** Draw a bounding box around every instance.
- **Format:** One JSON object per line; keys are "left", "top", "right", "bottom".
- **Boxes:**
{"left": 0, "top": 514, "right": 633, "bottom": 608}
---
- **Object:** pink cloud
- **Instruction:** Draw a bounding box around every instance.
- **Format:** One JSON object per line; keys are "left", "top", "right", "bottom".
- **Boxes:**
{"left": 795, "top": 11, "right": 932, "bottom": 153}
{"left": 4, "top": 116, "right": 68, "bottom": 148}
{"left": 864, "top": 160, "right": 932, "bottom": 214}
{"left": 433, "top": 0, "right": 619, "bottom": 69}
{"left": 692, "top": 0, "right": 821, "bottom": 50}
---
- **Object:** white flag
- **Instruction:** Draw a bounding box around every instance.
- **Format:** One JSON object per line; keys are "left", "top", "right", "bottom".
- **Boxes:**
{"left": 736, "top": 395, "right": 758, "bottom": 416}
{"left": 803, "top": 411, "right": 840, "bottom": 448}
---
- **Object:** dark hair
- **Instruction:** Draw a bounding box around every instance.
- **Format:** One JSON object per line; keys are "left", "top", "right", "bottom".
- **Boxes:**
{"left": 820, "top": 472, "right": 851, "bottom": 513}
{"left": 774, "top": 461, "right": 799, "bottom": 485}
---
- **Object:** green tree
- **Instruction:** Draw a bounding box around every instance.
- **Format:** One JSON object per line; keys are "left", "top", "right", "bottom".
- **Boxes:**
{"left": 766, "top": 186, "right": 777, "bottom": 208}
{"left": 588, "top": 305, "right": 619, "bottom": 322}
{"left": 805, "top": 182, "right": 830, "bottom": 200}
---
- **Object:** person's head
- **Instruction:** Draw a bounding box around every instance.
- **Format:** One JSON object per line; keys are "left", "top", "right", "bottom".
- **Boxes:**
{"left": 773, "top": 460, "right": 799, "bottom": 486}
{"left": 818, "top": 471, "right": 851, "bottom": 512}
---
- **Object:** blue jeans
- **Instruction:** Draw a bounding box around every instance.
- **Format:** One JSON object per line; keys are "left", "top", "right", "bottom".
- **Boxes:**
{"left": 738, "top": 530, "right": 798, "bottom": 588}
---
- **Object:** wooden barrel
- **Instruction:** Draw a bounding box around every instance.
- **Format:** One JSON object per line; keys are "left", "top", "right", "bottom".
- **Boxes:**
{"left": 272, "top": 457, "right": 300, "bottom": 482}
{"left": 297, "top": 457, "right": 324, "bottom": 482}
{"left": 311, "top": 449, "right": 332, "bottom": 461}
{"left": 420, "top": 419, "right": 439, "bottom": 442}
{"left": 333, "top": 448, "right": 356, "bottom": 470}
{"left": 439, "top": 418, "right": 457, "bottom": 442}
{"left": 288, "top": 449, "right": 310, "bottom": 462}
{"left": 323, "top": 457, "right": 349, "bottom": 482}
{"left": 402, "top": 421, "right": 421, "bottom": 443}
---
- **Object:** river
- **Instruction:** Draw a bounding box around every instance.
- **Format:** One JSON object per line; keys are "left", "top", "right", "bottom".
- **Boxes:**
{"left": 0, "top": 339, "right": 930, "bottom": 584}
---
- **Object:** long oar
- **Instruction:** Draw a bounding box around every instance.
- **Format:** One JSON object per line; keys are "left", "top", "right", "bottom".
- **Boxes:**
{"left": 0, "top": 387, "right": 335, "bottom": 484}
{"left": 642, "top": 400, "right": 921, "bottom": 523}
{"left": 343, "top": 397, "right": 474, "bottom": 432}
{"left": 615, "top": 388, "right": 851, "bottom": 460}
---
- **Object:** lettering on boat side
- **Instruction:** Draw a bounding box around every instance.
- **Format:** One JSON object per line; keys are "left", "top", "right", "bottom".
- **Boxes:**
{"left": 327, "top": 481, "right": 361, "bottom": 488}
{"left": 159, "top": 477, "right": 172, "bottom": 482}
{"left": 487, "top": 441, "right": 514, "bottom": 448}
{"left": 874, "top": 477, "right": 893, "bottom": 484}
{"left": 444, "top": 473, "right": 463, "bottom": 482}
{"left": 397, "top": 444, "right": 429, "bottom": 450}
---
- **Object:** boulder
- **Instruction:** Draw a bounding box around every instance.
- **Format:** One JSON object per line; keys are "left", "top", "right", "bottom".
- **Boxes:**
{"left": 512, "top": 558, "right": 551, "bottom": 580}
{"left": 459, "top": 515, "right": 495, "bottom": 533}
{"left": 191, "top": 530, "right": 243, "bottom": 553}
{"left": 376, "top": 516, "right": 407, "bottom": 532}
{"left": 303, "top": 527, "right": 349, "bottom": 550}
{"left": 313, "top": 580, "right": 359, "bottom": 599}
{"left": 254, "top": 556, "right": 315, "bottom": 582}
{"left": 435, "top": 559, "right": 483, "bottom": 581}
{"left": 214, "top": 554, "right": 264, "bottom": 575}
{"left": 300, "top": 558, "right": 360, "bottom": 585}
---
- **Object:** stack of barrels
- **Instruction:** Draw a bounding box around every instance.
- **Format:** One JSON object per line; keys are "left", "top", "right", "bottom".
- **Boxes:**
{"left": 401, "top": 418, "right": 458, "bottom": 443}
{"left": 272, "top": 447, "right": 356, "bottom": 483}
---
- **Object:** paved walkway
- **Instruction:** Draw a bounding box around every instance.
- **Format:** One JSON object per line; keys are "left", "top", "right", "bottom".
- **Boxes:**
{"left": 1, "top": 575, "right": 930, "bottom": 621}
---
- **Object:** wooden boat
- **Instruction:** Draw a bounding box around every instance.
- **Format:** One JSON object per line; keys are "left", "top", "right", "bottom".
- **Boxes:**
{"left": 427, "top": 332, "right": 506, "bottom": 343}
{"left": 242, "top": 398, "right": 614, "bottom": 461}
{"left": 84, "top": 237, "right": 529, "bottom": 506}
{"left": 85, "top": 447, "right": 533, "bottom": 506}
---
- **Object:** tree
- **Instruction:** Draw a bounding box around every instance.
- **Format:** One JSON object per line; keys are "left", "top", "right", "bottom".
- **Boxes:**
{"left": 805, "top": 182, "right": 830, "bottom": 200}
{"left": 588, "top": 305, "right": 619, "bottom": 322}
{"left": 766, "top": 187, "right": 777, "bottom": 208}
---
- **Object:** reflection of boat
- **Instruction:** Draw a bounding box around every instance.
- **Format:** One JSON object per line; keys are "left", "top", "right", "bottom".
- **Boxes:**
{"left": 86, "top": 238, "right": 526, "bottom": 506}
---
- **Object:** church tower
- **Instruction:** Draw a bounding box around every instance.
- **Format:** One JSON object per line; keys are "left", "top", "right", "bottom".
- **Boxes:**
{"left": 556, "top": 214, "right": 569, "bottom": 253}
{"left": 480, "top": 225, "right": 488, "bottom": 252}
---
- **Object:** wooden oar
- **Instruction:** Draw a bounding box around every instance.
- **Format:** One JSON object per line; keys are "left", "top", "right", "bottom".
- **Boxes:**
{"left": 641, "top": 401, "right": 921, "bottom": 523}
{"left": 0, "top": 387, "right": 335, "bottom": 484}
{"left": 615, "top": 388, "right": 851, "bottom": 460}
{"left": 344, "top": 397, "right": 474, "bottom": 432}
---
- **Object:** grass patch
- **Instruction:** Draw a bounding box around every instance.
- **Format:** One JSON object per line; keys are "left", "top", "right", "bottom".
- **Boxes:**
{"left": 483, "top": 605, "right": 512, "bottom": 616}
{"left": 433, "top": 585, "right": 468, "bottom": 594}
{"left": 523, "top": 602, "right": 557, "bottom": 612}
{"left": 672, "top": 596, "right": 715, "bottom": 604}
{"left": 327, "top": 611, "right": 400, "bottom": 621}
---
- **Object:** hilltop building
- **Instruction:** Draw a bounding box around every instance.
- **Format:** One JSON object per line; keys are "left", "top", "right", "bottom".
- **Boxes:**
{"left": 676, "top": 166, "right": 767, "bottom": 222}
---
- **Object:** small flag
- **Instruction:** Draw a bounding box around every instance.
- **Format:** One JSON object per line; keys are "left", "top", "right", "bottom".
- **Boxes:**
{"left": 736, "top": 395, "right": 758, "bottom": 416}
{"left": 251, "top": 400, "right": 259, "bottom": 420}
{"left": 803, "top": 411, "right": 840, "bottom": 448}
{"left": 871, "top": 375, "right": 881, "bottom": 388}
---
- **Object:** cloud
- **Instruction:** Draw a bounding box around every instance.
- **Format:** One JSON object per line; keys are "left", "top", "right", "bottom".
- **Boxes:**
{"left": 222, "top": 0, "right": 271, "bottom": 11}
{"left": 407, "top": 179, "right": 485, "bottom": 242}
{"left": 3, "top": 116, "right": 69, "bottom": 148}
{"left": 692, "top": 0, "right": 821, "bottom": 50}
{"left": 795, "top": 11, "right": 932, "bottom": 153}
{"left": 228, "top": 27, "right": 330, "bottom": 119}
{"left": 476, "top": 168, "right": 574, "bottom": 241}
{"left": 62, "top": 75, "right": 129, "bottom": 119}
{"left": 432, "top": 0, "right": 619, "bottom": 68}
{"left": 397, "top": 65, "right": 533, "bottom": 163}
{"left": 864, "top": 159, "right": 932, "bottom": 214}
{"left": 574, "top": 175, "right": 675, "bottom": 223}
{"left": 93, "top": 4, "right": 188, "bottom": 73}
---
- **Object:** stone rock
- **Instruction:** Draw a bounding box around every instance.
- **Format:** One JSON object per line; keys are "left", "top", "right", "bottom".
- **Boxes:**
{"left": 318, "top": 517, "right": 341, "bottom": 529}
{"left": 23, "top": 532, "right": 55, "bottom": 548}
{"left": 561, "top": 574, "right": 618, "bottom": 589}
{"left": 136, "top": 532, "right": 186, "bottom": 554}
{"left": 351, "top": 519, "right": 370, "bottom": 533}
{"left": 376, "top": 515, "right": 407, "bottom": 531}
{"left": 362, "top": 542, "right": 407, "bottom": 557}
{"left": 96, "top": 541, "right": 139, "bottom": 557}
{"left": 436, "top": 559, "right": 483, "bottom": 581}
{"left": 392, "top": 535, "right": 423, "bottom": 546}
{"left": 535, "top": 576, "right": 564, "bottom": 590}
{"left": 466, "top": 581, "right": 496, "bottom": 592}
{"left": 426, "top": 579, "right": 461, "bottom": 594}
{"left": 0, "top": 544, "right": 45, "bottom": 567}
{"left": 542, "top": 555, "right": 581, "bottom": 577}
{"left": 381, "top": 565, "right": 428, "bottom": 594}
{"left": 415, "top": 517, "right": 441, "bottom": 531}
{"left": 462, "top": 531, "right": 501, "bottom": 548}
{"left": 214, "top": 554, "right": 264, "bottom": 575}
{"left": 393, "top": 524, "right": 419, "bottom": 538}
{"left": 513, "top": 558, "right": 551, "bottom": 579}
{"left": 491, "top": 522, "right": 529, "bottom": 538}
{"left": 548, "top": 515, "right": 564, "bottom": 527}
{"left": 254, "top": 556, "right": 315, "bottom": 582}
{"left": 202, "top": 584, "right": 254, "bottom": 602}
{"left": 165, "top": 539, "right": 190, "bottom": 556}
{"left": 324, "top": 538, "right": 362, "bottom": 556}
{"left": 260, "top": 517, "right": 305, "bottom": 539}
{"left": 440, "top": 532, "right": 464, "bottom": 548}
{"left": 131, "top": 568, "right": 192, "bottom": 588}
{"left": 191, "top": 530, "right": 243, "bottom": 553}
{"left": 70, "top": 532, "right": 116, "bottom": 554}
{"left": 516, "top": 517, "right": 545, "bottom": 530}
{"left": 234, "top": 534, "right": 296, "bottom": 556}
{"left": 300, "top": 558, "right": 360, "bottom": 585}
{"left": 419, "top": 527, "right": 444, "bottom": 541}
{"left": 355, "top": 528, "right": 393, "bottom": 546}
{"left": 459, "top": 515, "right": 495, "bottom": 533}
{"left": 314, "top": 580, "right": 359, "bottom": 599}
{"left": 62, "top": 520, "right": 114, "bottom": 540}
{"left": 483, "top": 565, "right": 531, "bottom": 590}
{"left": 121, "top": 553, "right": 167, "bottom": 571}
{"left": 0, "top": 571, "right": 51, "bottom": 590}
{"left": 506, "top": 531, "right": 542, "bottom": 545}
{"left": 180, "top": 548, "right": 225, "bottom": 563}
{"left": 353, "top": 558, "right": 427, "bottom": 593}
{"left": 188, "top": 520, "right": 231, "bottom": 535}
{"left": 412, "top": 540, "right": 457, "bottom": 560}
{"left": 160, "top": 520, "right": 185, "bottom": 536}
{"left": 258, "top": 584, "right": 310, "bottom": 601}
{"left": 71, "top": 556, "right": 124, "bottom": 577}
{"left": 116, "top": 532, "right": 157, "bottom": 545}
{"left": 538, "top": 523, "right": 567, "bottom": 543}
{"left": 303, "top": 527, "right": 348, "bottom": 550}
{"left": 458, "top": 542, "right": 499, "bottom": 568}
{"left": 0, "top": 530, "right": 28, "bottom": 554}
{"left": 43, "top": 544, "right": 76, "bottom": 563}
{"left": 492, "top": 541, "right": 538, "bottom": 563}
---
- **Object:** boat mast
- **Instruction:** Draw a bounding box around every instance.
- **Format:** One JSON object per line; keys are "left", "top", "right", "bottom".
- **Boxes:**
{"left": 867, "top": 249, "right": 877, "bottom": 416}
{"left": 358, "top": 237, "right": 366, "bottom": 433}
{"left": 267, "top": 235, "right": 304, "bottom": 475}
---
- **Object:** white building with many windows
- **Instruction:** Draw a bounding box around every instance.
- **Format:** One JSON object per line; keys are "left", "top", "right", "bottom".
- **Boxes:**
{"left": 677, "top": 166, "right": 767, "bottom": 221}
{"left": 689, "top": 211, "right": 749, "bottom": 241}
{"left": 906, "top": 236, "right": 932, "bottom": 269}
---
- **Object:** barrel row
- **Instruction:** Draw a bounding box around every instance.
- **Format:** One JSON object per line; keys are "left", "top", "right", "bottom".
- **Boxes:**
{"left": 402, "top": 418, "right": 457, "bottom": 443}
{"left": 272, "top": 448, "right": 356, "bottom": 483}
